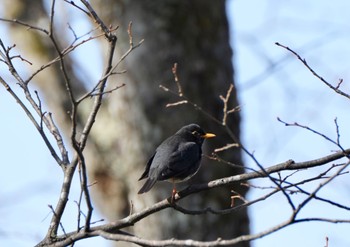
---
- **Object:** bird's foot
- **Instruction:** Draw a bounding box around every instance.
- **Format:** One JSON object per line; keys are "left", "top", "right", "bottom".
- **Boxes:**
{"left": 171, "top": 188, "right": 177, "bottom": 204}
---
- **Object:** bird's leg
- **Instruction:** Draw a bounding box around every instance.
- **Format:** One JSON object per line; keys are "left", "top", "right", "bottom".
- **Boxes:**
{"left": 171, "top": 181, "right": 177, "bottom": 203}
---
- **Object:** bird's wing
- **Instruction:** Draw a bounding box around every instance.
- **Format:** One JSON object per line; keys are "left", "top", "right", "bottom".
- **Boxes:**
{"left": 138, "top": 152, "right": 155, "bottom": 180}
{"left": 158, "top": 142, "right": 201, "bottom": 181}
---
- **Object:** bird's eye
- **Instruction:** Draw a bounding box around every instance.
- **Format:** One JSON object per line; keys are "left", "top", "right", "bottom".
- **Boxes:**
{"left": 191, "top": 130, "right": 199, "bottom": 136}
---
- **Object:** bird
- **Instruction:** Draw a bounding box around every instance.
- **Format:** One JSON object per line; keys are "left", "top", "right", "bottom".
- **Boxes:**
{"left": 138, "top": 123, "right": 215, "bottom": 201}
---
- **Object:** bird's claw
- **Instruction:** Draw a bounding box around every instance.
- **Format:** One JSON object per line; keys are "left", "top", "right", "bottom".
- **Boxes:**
{"left": 171, "top": 188, "right": 177, "bottom": 204}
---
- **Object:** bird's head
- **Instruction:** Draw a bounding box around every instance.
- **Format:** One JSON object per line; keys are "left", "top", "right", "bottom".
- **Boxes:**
{"left": 177, "top": 124, "right": 216, "bottom": 144}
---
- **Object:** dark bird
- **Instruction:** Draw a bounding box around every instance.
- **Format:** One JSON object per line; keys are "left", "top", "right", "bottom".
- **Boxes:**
{"left": 138, "top": 123, "right": 215, "bottom": 200}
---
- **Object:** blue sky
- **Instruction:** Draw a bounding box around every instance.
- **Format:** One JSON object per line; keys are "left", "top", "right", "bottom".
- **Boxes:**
{"left": 1, "top": 0, "right": 350, "bottom": 246}
{"left": 229, "top": 0, "right": 350, "bottom": 246}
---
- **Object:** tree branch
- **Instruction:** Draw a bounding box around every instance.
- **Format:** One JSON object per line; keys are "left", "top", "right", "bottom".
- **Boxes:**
{"left": 275, "top": 42, "right": 350, "bottom": 100}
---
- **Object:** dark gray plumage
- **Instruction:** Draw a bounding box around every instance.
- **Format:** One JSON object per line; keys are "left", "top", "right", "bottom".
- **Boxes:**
{"left": 138, "top": 124, "right": 215, "bottom": 195}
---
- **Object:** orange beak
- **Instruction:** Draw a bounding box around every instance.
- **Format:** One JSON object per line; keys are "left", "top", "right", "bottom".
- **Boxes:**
{"left": 202, "top": 133, "right": 216, "bottom": 139}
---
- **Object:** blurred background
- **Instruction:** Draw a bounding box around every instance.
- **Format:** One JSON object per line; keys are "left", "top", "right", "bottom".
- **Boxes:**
{"left": 1, "top": 0, "right": 350, "bottom": 246}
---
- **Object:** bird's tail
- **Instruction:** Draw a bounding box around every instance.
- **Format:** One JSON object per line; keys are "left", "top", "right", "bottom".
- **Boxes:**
{"left": 138, "top": 178, "right": 157, "bottom": 194}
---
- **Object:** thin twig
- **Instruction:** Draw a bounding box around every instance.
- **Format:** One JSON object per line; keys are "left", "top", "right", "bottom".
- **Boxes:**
{"left": 334, "top": 118, "right": 341, "bottom": 145}
{"left": 275, "top": 42, "right": 350, "bottom": 99}
{"left": 0, "top": 75, "right": 62, "bottom": 165}
{"left": 172, "top": 63, "right": 183, "bottom": 96}
{"left": 159, "top": 83, "right": 222, "bottom": 125}
{"left": 219, "top": 84, "right": 234, "bottom": 125}
{"left": 277, "top": 117, "right": 346, "bottom": 152}
{"left": 26, "top": 31, "right": 105, "bottom": 84}
{"left": 0, "top": 18, "right": 49, "bottom": 34}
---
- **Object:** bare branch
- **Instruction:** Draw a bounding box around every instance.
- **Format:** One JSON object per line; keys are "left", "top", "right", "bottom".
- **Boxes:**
{"left": 80, "top": 0, "right": 116, "bottom": 41}
{"left": 49, "top": 0, "right": 56, "bottom": 35}
{"left": 159, "top": 83, "right": 222, "bottom": 125}
{"left": 219, "top": 83, "right": 234, "bottom": 125}
{"left": 172, "top": 63, "right": 183, "bottom": 96}
{"left": 165, "top": 100, "right": 188, "bottom": 107}
{"left": 0, "top": 18, "right": 49, "bottom": 35}
{"left": 334, "top": 118, "right": 341, "bottom": 145}
{"left": 34, "top": 146, "right": 350, "bottom": 246}
{"left": 277, "top": 117, "right": 346, "bottom": 151}
{"left": 275, "top": 42, "right": 350, "bottom": 99}
{"left": 214, "top": 143, "right": 239, "bottom": 153}
{"left": 47, "top": 113, "right": 69, "bottom": 165}
{"left": 292, "top": 161, "right": 350, "bottom": 219}
{"left": 0, "top": 75, "right": 62, "bottom": 165}
{"left": 26, "top": 30, "right": 104, "bottom": 84}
